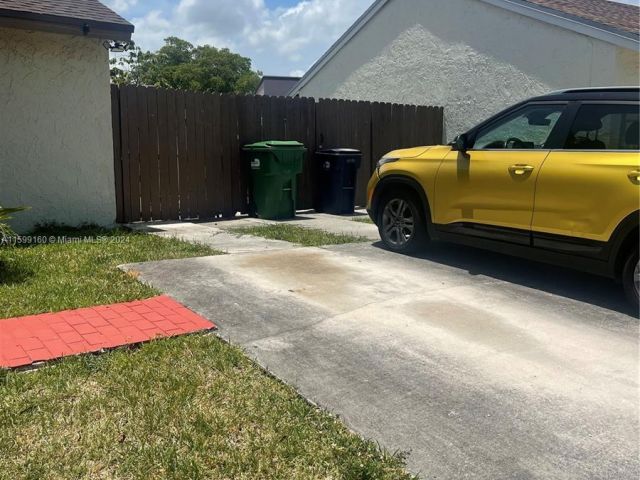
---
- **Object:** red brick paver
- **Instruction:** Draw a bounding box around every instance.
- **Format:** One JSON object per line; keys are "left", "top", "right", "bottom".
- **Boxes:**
{"left": 0, "top": 296, "right": 215, "bottom": 368}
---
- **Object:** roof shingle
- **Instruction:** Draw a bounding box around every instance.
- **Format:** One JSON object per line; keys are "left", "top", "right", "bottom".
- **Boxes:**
{"left": 522, "top": 0, "right": 639, "bottom": 36}
{"left": 0, "top": 0, "right": 133, "bottom": 38}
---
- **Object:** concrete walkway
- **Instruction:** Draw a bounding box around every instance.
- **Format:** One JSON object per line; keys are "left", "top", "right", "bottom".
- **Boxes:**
{"left": 127, "top": 221, "right": 294, "bottom": 254}
{"left": 127, "top": 210, "right": 379, "bottom": 253}
{"left": 124, "top": 241, "right": 639, "bottom": 479}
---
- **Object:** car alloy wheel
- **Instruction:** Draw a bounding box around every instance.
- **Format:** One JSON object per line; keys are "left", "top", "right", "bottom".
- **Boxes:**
{"left": 382, "top": 198, "right": 415, "bottom": 247}
{"left": 634, "top": 260, "right": 640, "bottom": 298}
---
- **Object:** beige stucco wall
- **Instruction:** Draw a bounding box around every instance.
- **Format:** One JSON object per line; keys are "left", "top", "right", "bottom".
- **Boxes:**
{"left": 296, "top": 0, "right": 640, "bottom": 142}
{"left": 0, "top": 27, "right": 116, "bottom": 232}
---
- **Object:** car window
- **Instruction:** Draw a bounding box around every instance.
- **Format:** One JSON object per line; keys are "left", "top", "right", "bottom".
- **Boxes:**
{"left": 565, "top": 104, "right": 639, "bottom": 150}
{"left": 473, "top": 104, "right": 564, "bottom": 150}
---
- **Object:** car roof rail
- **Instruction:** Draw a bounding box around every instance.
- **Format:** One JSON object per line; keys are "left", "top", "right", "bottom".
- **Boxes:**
{"left": 551, "top": 86, "right": 640, "bottom": 95}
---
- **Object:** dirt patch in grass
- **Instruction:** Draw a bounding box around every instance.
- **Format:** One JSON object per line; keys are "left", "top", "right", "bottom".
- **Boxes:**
{"left": 352, "top": 216, "right": 374, "bottom": 224}
{"left": 231, "top": 224, "right": 368, "bottom": 247}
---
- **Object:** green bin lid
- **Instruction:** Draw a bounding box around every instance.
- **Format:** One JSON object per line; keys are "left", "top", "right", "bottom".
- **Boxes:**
{"left": 243, "top": 140, "right": 305, "bottom": 150}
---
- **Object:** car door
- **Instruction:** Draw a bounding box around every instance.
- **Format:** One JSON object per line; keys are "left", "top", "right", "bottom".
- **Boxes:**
{"left": 434, "top": 103, "right": 567, "bottom": 245}
{"left": 532, "top": 102, "right": 640, "bottom": 254}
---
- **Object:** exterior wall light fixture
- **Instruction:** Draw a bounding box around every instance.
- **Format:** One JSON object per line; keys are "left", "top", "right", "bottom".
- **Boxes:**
{"left": 103, "top": 41, "right": 132, "bottom": 52}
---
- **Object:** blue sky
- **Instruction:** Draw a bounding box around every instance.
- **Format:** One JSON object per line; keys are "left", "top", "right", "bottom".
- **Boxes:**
{"left": 105, "top": 0, "right": 640, "bottom": 77}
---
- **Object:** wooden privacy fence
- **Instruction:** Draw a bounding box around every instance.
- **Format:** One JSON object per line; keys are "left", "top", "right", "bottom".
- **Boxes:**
{"left": 111, "top": 85, "right": 444, "bottom": 223}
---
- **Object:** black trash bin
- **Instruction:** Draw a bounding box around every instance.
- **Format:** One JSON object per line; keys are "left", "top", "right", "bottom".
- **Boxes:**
{"left": 315, "top": 148, "right": 362, "bottom": 215}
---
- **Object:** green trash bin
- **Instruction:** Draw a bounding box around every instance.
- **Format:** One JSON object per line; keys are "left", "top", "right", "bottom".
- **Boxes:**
{"left": 243, "top": 140, "right": 306, "bottom": 220}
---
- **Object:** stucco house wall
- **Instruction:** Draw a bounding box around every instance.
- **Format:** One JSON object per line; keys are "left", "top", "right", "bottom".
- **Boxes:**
{"left": 295, "top": 0, "right": 639, "bottom": 142}
{"left": 0, "top": 27, "right": 117, "bottom": 232}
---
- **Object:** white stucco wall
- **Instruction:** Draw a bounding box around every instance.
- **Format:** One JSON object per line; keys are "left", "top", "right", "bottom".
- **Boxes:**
{"left": 0, "top": 27, "right": 116, "bottom": 232}
{"left": 296, "top": 0, "right": 640, "bottom": 142}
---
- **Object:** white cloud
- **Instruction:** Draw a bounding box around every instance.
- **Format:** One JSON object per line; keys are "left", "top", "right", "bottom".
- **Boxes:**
{"left": 129, "top": 10, "right": 173, "bottom": 51}
{"left": 249, "top": 0, "right": 367, "bottom": 59}
{"left": 127, "top": 0, "right": 371, "bottom": 76}
{"left": 104, "top": 0, "right": 138, "bottom": 13}
{"left": 176, "top": 0, "right": 266, "bottom": 37}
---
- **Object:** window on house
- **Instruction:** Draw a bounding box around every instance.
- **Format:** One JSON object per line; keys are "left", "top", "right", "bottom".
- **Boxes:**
{"left": 565, "top": 104, "right": 639, "bottom": 150}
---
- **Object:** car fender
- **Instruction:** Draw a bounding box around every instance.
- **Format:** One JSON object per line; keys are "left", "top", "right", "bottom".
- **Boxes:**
{"left": 608, "top": 211, "right": 640, "bottom": 279}
{"left": 371, "top": 174, "right": 435, "bottom": 236}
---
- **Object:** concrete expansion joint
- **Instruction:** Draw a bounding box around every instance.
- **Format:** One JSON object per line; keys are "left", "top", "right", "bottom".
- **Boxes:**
{"left": 229, "top": 317, "right": 331, "bottom": 346}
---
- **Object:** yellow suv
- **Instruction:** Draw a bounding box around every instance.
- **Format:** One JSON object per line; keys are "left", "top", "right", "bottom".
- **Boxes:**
{"left": 367, "top": 88, "right": 640, "bottom": 306}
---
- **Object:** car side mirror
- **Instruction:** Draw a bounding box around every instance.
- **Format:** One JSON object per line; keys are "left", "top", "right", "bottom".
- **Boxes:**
{"left": 453, "top": 133, "right": 469, "bottom": 153}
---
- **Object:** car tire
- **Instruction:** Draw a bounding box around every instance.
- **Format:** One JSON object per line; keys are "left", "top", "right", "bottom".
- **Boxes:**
{"left": 377, "top": 190, "right": 428, "bottom": 253}
{"left": 622, "top": 248, "right": 639, "bottom": 309}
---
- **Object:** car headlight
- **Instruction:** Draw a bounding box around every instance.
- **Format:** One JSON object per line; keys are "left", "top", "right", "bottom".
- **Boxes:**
{"left": 377, "top": 156, "right": 399, "bottom": 170}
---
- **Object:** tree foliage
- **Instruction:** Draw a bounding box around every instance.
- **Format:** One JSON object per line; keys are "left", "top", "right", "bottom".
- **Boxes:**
{"left": 110, "top": 37, "right": 262, "bottom": 94}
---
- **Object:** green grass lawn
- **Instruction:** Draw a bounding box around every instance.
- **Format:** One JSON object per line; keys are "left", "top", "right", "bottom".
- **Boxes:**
{"left": 0, "top": 226, "right": 217, "bottom": 319}
{"left": 0, "top": 226, "right": 415, "bottom": 479}
{"left": 232, "top": 224, "right": 368, "bottom": 247}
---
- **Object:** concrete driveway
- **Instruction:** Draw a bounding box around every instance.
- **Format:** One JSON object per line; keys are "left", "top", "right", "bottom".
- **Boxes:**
{"left": 125, "top": 238, "right": 639, "bottom": 479}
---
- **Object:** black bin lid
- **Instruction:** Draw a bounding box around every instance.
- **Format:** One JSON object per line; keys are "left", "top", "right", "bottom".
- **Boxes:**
{"left": 316, "top": 148, "right": 362, "bottom": 155}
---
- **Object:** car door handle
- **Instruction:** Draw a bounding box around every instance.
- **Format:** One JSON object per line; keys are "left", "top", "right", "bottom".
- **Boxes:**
{"left": 628, "top": 170, "right": 640, "bottom": 184}
{"left": 508, "top": 164, "right": 535, "bottom": 175}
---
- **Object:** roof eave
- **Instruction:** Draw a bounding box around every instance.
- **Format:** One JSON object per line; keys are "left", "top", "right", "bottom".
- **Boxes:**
{"left": 0, "top": 9, "right": 134, "bottom": 41}
{"left": 262, "top": 75, "right": 302, "bottom": 81}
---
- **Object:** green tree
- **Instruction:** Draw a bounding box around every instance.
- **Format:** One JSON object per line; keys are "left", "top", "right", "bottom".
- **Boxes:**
{"left": 111, "top": 37, "right": 261, "bottom": 94}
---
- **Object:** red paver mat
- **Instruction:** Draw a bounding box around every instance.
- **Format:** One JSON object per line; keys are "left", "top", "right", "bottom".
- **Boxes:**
{"left": 0, "top": 296, "right": 215, "bottom": 368}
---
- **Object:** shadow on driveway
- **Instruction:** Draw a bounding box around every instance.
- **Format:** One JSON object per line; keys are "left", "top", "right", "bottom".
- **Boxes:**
{"left": 372, "top": 241, "right": 637, "bottom": 318}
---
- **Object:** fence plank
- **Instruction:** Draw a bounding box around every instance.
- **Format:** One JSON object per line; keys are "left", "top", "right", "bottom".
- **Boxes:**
{"left": 355, "top": 101, "right": 372, "bottom": 207}
{"left": 268, "top": 95, "right": 286, "bottom": 140}
{"left": 118, "top": 86, "right": 132, "bottom": 222}
{"left": 220, "top": 94, "right": 235, "bottom": 217}
{"left": 110, "top": 85, "right": 124, "bottom": 223}
{"left": 124, "top": 86, "right": 142, "bottom": 221}
{"left": 201, "top": 93, "right": 215, "bottom": 217}
{"left": 238, "top": 95, "right": 261, "bottom": 144}
{"left": 194, "top": 92, "right": 208, "bottom": 217}
{"left": 371, "top": 101, "right": 389, "bottom": 165}
{"left": 143, "top": 89, "right": 153, "bottom": 219}
{"left": 415, "top": 105, "right": 428, "bottom": 146}
{"left": 209, "top": 93, "right": 225, "bottom": 216}
{"left": 163, "top": 89, "right": 179, "bottom": 219}
{"left": 296, "top": 97, "right": 316, "bottom": 209}
{"left": 183, "top": 91, "right": 198, "bottom": 218}
{"left": 156, "top": 89, "right": 169, "bottom": 219}
{"left": 237, "top": 95, "right": 261, "bottom": 211}
{"left": 175, "top": 91, "right": 188, "bottom": 219}
{"left": 228, "top": 95, "right": 243, "bottom": 216}
{"left": 436, "top": 107, "right": 445, "bottom": 144}
{"left": 146, "top": 88, "right": 161, "bottom": 219}
{"left": 136, "top": 87, "right": 151, "bottom": 220}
